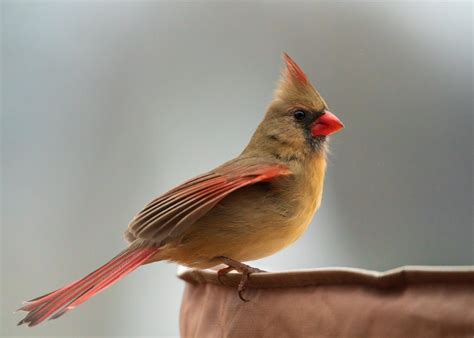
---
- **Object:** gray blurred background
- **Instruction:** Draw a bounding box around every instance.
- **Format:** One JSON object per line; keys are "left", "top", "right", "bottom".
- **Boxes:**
{"left": 2, "top": 1, "right": 472, "bottom": 337}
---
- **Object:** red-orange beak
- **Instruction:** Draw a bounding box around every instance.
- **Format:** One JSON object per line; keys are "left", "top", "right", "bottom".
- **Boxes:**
{"left": 311, "top": 110, "right": 344, "bottom": 137}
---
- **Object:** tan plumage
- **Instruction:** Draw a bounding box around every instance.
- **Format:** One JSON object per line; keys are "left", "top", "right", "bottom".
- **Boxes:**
{"left": 136, "top": 54, "right": 331, "bottom": 268}
{"left": 153, "top": 143, "right": 327, "bottom": 269}
{"left": 17, "top": 53, "right": 343, "bottom": 326}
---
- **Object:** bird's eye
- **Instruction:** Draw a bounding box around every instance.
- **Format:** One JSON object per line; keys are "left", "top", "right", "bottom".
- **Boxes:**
{"left": 293, "top": 110, "right": 306, "bottom": 121}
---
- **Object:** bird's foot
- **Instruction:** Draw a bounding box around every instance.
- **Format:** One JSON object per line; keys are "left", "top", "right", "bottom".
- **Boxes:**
{"left": 216, "top": 256, "right": 265, "bottom": 302}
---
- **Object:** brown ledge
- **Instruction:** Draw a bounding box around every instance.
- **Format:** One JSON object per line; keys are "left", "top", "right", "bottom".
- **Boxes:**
{"left": 177, "top": 265, "right": 474, "bottom": 289}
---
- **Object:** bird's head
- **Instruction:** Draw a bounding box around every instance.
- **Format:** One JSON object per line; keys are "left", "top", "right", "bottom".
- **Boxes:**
{"left": 245, "top": 53, "right": 344, "bottom": 161}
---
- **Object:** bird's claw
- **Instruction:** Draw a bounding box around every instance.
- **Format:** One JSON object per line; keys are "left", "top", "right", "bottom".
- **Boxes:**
{"left": 237, "top": 272, "right": 251, "bottom": 302}
{"left": 238, "top": 290, "right": 249, "bottom": 302}
{"left": 216, "top": 256, "right": 265, "bottom": 302}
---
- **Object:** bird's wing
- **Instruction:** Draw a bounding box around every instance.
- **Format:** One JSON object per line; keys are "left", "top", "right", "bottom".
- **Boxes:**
{"left": 127, "top": 157, "right": 292, "bottom": 243}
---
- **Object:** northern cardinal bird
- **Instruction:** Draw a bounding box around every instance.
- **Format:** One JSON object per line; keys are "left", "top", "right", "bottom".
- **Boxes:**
{"left": 17, "top": 53, "right": 343, "bottom": 326}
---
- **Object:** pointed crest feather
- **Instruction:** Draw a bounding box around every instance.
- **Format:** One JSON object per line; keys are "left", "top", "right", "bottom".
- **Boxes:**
{"left": 283, "top": 53, "right": 308, "bottom": 85}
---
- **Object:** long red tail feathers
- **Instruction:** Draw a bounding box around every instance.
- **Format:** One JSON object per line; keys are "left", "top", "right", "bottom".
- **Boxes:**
{"left": 17, "top": 246, "right": 160, "bottom": 327}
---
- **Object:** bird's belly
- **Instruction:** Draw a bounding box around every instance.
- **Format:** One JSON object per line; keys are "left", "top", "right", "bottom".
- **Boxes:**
{"left": 229, "top": 214, "right": 314, "bottom": 262}
{"left": 231, "top": 191, "right": 322, "bottom": 262}
{"left": 163, "top": 201, "right": 318, "bottom": 269}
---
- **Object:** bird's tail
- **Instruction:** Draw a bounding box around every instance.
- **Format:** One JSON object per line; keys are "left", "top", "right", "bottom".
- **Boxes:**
{"left": 17, "top": 245, "right": 160, "bottom": 327}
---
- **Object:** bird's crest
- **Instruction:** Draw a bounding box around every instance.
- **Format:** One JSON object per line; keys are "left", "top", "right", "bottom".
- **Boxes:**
{"left": 283, "top": 53, "right": 309, "bottom": 85}
{"left": 273, "top": 53, "right": 326, "bottom": 110}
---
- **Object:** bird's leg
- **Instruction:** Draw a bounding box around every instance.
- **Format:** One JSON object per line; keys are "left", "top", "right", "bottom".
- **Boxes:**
{"left": 216, "top": 256, "right": 265, "bottom": 302}
{"left": 217, "top": 266, "right": 235, "bottom": 285}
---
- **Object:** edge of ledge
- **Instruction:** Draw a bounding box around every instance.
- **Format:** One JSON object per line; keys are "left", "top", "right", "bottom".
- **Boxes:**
{"left": 177, "top": 265, "right": 474, "bottom": 289}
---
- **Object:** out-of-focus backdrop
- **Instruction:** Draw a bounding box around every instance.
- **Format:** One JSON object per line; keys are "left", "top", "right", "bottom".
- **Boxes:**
{"left": 2, "top": 1, "right": 472, "bottom": 337}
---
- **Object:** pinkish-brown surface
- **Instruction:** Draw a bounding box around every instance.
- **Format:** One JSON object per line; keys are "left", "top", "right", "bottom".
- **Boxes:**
{"left": 179, "top": 266, "right": 474, "bottom": 337}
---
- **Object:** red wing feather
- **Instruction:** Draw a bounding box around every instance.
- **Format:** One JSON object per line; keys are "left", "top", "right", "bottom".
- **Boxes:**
{"left": 127, "top": 158, "right": 292, "bottom": 243}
